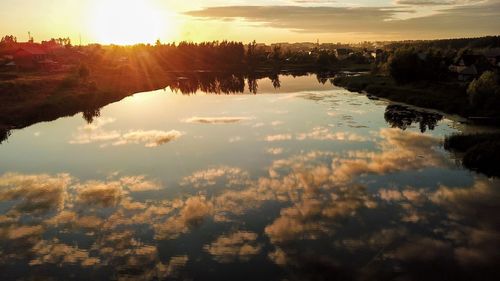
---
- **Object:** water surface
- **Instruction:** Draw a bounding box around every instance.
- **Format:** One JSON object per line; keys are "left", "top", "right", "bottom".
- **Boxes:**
{"left": 0, "top": 75, "right": 498, "bottom": 280}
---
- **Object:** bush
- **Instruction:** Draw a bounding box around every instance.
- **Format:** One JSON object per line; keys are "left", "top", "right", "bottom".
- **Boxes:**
{"left": 78, "top": 64, "right": 90, "bottom": 80}
{"left": 59, "top": 75, "right": 79, "bottom": 89}
{"left": 388, "top": 48, "right": 446, "bottom": 84}
{"left": 444, "top": 133, "right": 500, "bottom": 177}
{"left": 388, "top": 48, "right": 420, "bottom": 83}
{"left": 467, "top": 71, "right": 500, "bottom": 108}
{"left": 463, "top": 141, "right": 500, "bottom": 177}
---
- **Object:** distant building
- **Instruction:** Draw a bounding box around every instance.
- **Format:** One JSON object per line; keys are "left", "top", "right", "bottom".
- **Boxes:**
{"left": 449, "top": 53, "right": 493, "bottom": 81}
{"left": 13, "top": 46, "right": 48, "bottom": 69}
{"left": 334, "top": 48, "right": 353, "bottom": 60}
{"left": 482, "top": 48, "right": 500, "bottom": 67}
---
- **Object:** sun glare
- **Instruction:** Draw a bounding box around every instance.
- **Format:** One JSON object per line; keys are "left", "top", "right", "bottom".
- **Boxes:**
{"left": 89, "top": 0, "right": 171, "bottom": 45}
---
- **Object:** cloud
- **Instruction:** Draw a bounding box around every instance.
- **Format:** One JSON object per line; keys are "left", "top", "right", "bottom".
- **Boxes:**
{"left": 265, "top": 128, "right": 366, "bottom": 143}
{"left": 296, "top": 127, "right": 367, "bottom": 142}
{"left": 0, "top": 173, "right": 71, "bottom": 215}
{"left": 29, "top": 240, "right": 100, "bottom": 267}
{"left": 431, "top": 179, "right": 500, "bottom": 266}
{"left": 265, "top": 134, "right": 293, "bottom": 142}
{"left": 120, "top": 176, "right": 162, "bottom": 192}
{"left": 268, "top": 248, "right": 288, "bottom": 265}
{"left": 183, "top": 116, "right": 254, "bottom": 124}
{"left": 265, "top": 185, "right": 376, "bottom": 243}
{"left": 112, "top": 130, "right": 184, "bottom": 147}
{"left": 395, "top": 0, "right": 481, "bottom": 5}
{"left": 6, "top": 225, "right": 44, "bottom": 240}
{"left": 330, "top": 128, "right": 445, "bottom": 183}
{"left": 75, "top": 181, "right": 123, "bottom": 207}
{"left": 229, "top": 136, "right": 243, "bottom": 143}
{"left": 214, "top": 185, "right": 276, "bottom": 218}
{"left": 390, "top": 237, "right": 453, "bottom": 261}
{"left": 267, "top": 147, "right": 284, "bottom": 155}
{"left": 184, "top": 2, "right": 500, "bottom": 38}
{"left": 70, "top": 117, "right": 183, "bottom": 148}
{"left": 0, "top": 171, "right": 193, "bottom": 279}
{"left": 185, "top": 5, "right": 404, "bottom": 34}
{"left": 205, "top": 231, "right": 261, "bottom": 263}
{"left": 180, "top": 196, "right": 214, "bottom": 225}
{"left": 69, "top": 117, "right": 120, "bottom": 145}
{"left": 180, "top": 166, "right": 250, "bottom": 189}
{"left": 155, "top": 196, "right": 214, "bottom": 239}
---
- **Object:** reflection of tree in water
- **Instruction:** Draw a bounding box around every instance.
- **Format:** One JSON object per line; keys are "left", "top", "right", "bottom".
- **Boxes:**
{"left": 82, "top": 107, "right": 101, "bottom": 124}
{"left": 167, "top": 72, "right": 284, "bottom": 95}
{"left": 0, "top": 128, "right": 11, "bottom": 144}
{"left": 168, "top": 73, "right": 246, "bottom": 95}
{"left": 270, "top": 73, "right": 281, "bottom": 89}
{"left": 316, "top": 72, "right": 331, "bottom": 85}
{"left": 247, "top": 75, "right": 258, "bottom": 94}
{"left": 384, "top": 104, "right": 443, "bottom": 133}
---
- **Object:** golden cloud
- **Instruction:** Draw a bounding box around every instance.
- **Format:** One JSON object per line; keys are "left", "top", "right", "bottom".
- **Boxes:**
{"left": 183, "top": 116, "right": 254, "bottom": 124}
{"left": 205, "top": 231, "right": 261, "bottom": 263}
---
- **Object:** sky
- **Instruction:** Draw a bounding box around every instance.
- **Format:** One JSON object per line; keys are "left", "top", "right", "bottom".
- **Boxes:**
{"left": 0, "top": 0, "right": 499, "bottom": 45}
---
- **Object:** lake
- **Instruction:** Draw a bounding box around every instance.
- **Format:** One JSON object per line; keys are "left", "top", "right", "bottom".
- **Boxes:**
{"left": 0, "top": 74, "right": 498, "bottom": 280}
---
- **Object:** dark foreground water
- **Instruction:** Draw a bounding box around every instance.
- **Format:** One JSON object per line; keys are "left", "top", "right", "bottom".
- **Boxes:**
{"left": 0, "top": 75, "right": 499, "bottom": 281}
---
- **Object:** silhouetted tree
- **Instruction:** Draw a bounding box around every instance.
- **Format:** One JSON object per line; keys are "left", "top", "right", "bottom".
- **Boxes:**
{"left": 270, "top": 73, "right": 281, "bottom": 89}
{"left": 467, "top": 71, "right": 500, "bottom": 108}
{"left": 79, "top": 64, "right": 90, "bottom": 81}
{"left": 384, "top": 104, "right": 443, "bottom": 133}
{"left": 272, "top": 45, "right": 282, "bottom": 69}
{"left": 0, "top": 35, "right": 17, "bottom": 44}
{"left": 0, "top": 129, "right": 11, "bottom": 144}
{"left": 388, "top": 48, "right": 420, "bottom": 83}
{"left": 82, "top": 108, "right": 101, "bottom": 124}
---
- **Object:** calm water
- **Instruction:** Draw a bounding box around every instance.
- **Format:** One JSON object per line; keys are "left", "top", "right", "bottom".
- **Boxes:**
{"left": 0, "top": 75, "right": 498, "bottom": 280}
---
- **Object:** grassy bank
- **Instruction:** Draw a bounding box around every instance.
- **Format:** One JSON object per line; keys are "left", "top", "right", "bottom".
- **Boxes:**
{"left": 0, "top": 66, "right": 180, "bottom": 138}
{"left": 332, "top": 74, "right": 476, "bottom": 116}
{"left": 333, "top": 73, "right": 500, "bottom": 177}
{"left": 445, "top": 133, "right": 500, "bottom": 177}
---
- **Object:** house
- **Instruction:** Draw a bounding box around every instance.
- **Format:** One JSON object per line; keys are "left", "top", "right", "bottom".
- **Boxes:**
{"left": 334, "top": 48, "right": 353, "bottom": 60}
{"left": 453, "top": 65, "right": 478, "bottom": 81}
{"left": 370, "top": 49, "right": 387, "bottom": 64}
{"left": 449, "top": 53, "right": 490, "bottom": 81}
{"left": 13, "top": 46, "right": 48, "bottom": 69}
{"left": 482, "top": 48, "right": 500, "bottom": 67}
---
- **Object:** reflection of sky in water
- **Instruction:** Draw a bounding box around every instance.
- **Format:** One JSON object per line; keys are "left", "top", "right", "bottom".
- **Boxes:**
{"left": 0, "top": 75, "right": 498, "bottom": 280}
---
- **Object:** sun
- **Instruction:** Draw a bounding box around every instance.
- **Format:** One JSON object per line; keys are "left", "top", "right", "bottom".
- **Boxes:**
{"left": 89, "top": 0, "right": 171, "bottom": 45}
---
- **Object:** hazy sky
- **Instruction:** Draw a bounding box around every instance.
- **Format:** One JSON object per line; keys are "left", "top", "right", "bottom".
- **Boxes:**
{"left": 0, "top": 0, "right": 499, "bottom": 44}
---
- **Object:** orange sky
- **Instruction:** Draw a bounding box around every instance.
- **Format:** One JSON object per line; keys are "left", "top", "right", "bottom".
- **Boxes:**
{"left": 0, "top": 0, "right": 499, "bottom": 45}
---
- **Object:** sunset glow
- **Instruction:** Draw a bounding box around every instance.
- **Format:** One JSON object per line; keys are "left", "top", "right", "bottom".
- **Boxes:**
{"left": 1, "top": 0, "right": 499, "bottom": 45}
{"left": 1, "top": 0, "right": 500, "bottom": 279}
{"left": 88, "top": 0, "right": 170, "bottom": 45}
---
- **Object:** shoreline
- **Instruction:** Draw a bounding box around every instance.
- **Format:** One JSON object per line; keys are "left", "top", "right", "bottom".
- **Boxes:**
{"left": 332, "top": 73, "right": 500, "bottom": 126}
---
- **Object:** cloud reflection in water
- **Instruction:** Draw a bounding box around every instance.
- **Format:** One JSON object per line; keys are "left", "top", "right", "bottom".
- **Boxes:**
{"left": 1, "top": 127, "right": 499, "bottom": 280}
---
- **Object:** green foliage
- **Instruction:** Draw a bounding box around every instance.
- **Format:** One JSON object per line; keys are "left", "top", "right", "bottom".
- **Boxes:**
{"left": 0, "top": 35, "right": 17, "bottom": 44}
{"left": 78, "top": 64, "right": 90, "bottom": 80}
{"left": 60, "top": 75, "right": 79, "bottom": 89}
{"left": 388, "top": 48, "right": 447, "bottom": 84}
{"left": 316, "top": 51, "right": 333, "bottom": 69}
{"left": 467, "top": 71, "right": 500, "bottom": 108}
{"left": 385, "top": 36, "right": 500, "bottom": 51}
{"left": 0, "top": 128, "right": 11, "bottom": 144}
{"left": 445, "top": 133, "right": 500, "bottom": 177}
{"left": 272, "top": 45, "right": 282, "bottom": 66}
{"left": 388, "top": 48, "right": 419, "bottom": 83}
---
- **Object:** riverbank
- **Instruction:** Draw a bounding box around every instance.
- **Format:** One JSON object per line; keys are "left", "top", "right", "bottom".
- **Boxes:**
{"left": 332, "top": 73, "right": 500, "bottom": 177}
{"left": 0, "top": 67, "right": 333, "bottom": 143}
{"left": 332, "top": 74, "right": 500, "bottom": 124}
{"left": 445, "top": 133, "right": 500, "bottom": 177}
{"left": 0, "top": 67, "right": 174, "bottom": 141}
